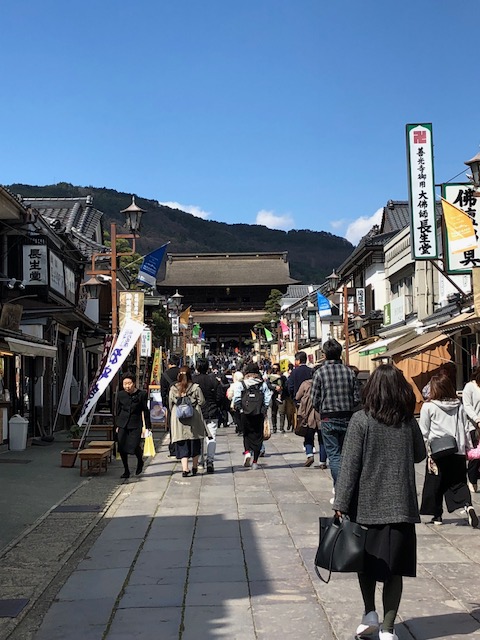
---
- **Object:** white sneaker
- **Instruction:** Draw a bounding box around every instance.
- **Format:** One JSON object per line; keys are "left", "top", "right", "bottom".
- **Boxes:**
{"left": 251, "top": 462, "right": 259, "bottom": 470}
{"left": 379, "top": 629, "right": 398, "bottom": 640}
{"left": 355, "top": 610, "right": 379, "bottom": 637}
{"left": 243, "top": 451, "right": 252, "bottom": 467}
{"left": 329, "top": 497, "right": 335, "bottom": 505}
{"left": 467, "top": 505, "right": 479, "bottom": 528}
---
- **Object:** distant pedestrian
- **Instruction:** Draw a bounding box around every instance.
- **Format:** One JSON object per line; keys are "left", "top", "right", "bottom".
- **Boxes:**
{"left": 310, "top": 339, "right": 361, "bottom": 491}
{"left": 169, "top": 366, "right": 207, "bottom": 477}
{"left": 295, "top": 375, "right": 327, "bottom": 468}
{"left": 461, "top": 367, "right": 480, "bottom": 494}
{"left": 233, "top": 362, "right": 272, "bottom": 469}
{"left": 333, "top": 364, "right": 426, "bottom": 640}
{"left": 193, "top": 358, "right": 224, "bottom": 474}
{"left": 116, "top": 373, "right": 151, "bottom": 479}
{"left": 161, "top": 354, "right": 181, "bottom": 458}
{"left": 227, "top": 370, "right": 244, "bottom": 435}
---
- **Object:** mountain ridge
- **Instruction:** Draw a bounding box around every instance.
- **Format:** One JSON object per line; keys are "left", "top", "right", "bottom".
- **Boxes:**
{"left": 8, "top": 182, "right": 354, "bottom": 283}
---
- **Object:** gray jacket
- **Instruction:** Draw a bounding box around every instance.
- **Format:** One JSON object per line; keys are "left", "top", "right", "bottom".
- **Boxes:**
{"left": 333, "top": 410, "right": 426, "bottom": 525}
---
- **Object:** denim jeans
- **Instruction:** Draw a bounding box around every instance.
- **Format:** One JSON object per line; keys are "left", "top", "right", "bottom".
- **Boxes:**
{"left": 304, "top": 428, "right": 327, "bottom": 462}
{"left": 321, "top": 417, "right": 349, "bottom": 485}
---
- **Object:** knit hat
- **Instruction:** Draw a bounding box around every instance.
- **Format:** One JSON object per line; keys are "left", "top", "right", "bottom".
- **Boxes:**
{"left": 245, "top": 362, "right": 260, "bottom": 375}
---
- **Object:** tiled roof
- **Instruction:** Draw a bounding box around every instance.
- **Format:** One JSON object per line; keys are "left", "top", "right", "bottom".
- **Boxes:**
{"left": 381, "top": 200, "right": 442, "bottom": 233}
{"left": 159, "top": 253, "right": 298, "bottom": 287}
{"left": 22, "top": 196, "right": 106, "bottom": 258}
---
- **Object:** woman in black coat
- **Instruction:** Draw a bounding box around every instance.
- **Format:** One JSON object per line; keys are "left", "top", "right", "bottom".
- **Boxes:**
{"left": 116, "top": 373, "right": 151, "bottom": 479}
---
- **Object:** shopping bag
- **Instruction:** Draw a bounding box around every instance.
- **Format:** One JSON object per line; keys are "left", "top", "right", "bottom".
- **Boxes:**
{"left": 143, "top": 434, "right": 156, "bottom": 457}
{"left": 314, "top": 516, "right": 367, "bottom": 583}
{"left": 467, "top": 444, "right": 480, "bottom": 460}
{"left": 263, "top": 417, "right": 271, "bottom": 441}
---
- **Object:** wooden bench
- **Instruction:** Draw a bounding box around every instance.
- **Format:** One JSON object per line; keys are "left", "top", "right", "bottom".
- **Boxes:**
{"left": 88, "top": 425, "right": 114, "bottom": 441}
{"left": 78, "top": 447, "right": 111, "bottom": 476}
{"left": 87, "top": 441, "right": 115, "bottom": 462}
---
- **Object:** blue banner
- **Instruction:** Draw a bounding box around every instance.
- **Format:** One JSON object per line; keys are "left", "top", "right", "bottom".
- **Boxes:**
{"left": 137, "top": 243, "right": 169, "bottom": 287}
{"left": 317, "top": 291, "right": 331, "bottom": 317}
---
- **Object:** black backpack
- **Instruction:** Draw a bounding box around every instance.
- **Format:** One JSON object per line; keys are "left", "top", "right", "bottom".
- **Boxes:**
{"left": 241, "top": 381, "right": 264, "bottom": 415}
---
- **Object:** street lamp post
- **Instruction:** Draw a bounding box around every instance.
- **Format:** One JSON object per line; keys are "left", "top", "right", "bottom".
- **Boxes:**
{"left": 167, "top": 290, "right": 183, "bottom": 354}
{"left": 86, "top": 197, "right": 146, "bottom": 336}
{"left": 326, "top": 269, "right": 350, "bottom": 365}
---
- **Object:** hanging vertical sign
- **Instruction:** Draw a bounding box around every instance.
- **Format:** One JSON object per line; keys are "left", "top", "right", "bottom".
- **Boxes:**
{"left": 23, "top": 245, "right": 48, "bottom": 285}
{"left": 118, "top": 291, "right": 144, "bottom": 330}
{"left": 406, "top": 123, "right": 438, "bottom": 259}
{"left": 356, "top": 288, "right": 365, "bottom": 315}
{"left": 140, "top": 329, "right": 152, "bottom": 357}
{"left": 443, "top": 183, "right": 480, "bottom": 274}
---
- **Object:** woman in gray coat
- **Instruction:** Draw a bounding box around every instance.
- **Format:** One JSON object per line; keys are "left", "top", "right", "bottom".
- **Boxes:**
{"left": 168, "top": 366, "right": 207, "bottom": 477}
{"left": 333, "top": 365, "right": 426, "bottom": 640}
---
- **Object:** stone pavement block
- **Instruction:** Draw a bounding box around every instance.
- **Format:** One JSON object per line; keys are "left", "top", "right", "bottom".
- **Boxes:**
{"left": 132, "top": 549, "right": 190, "bottom": 572}
{"left": 238, "top": 510, "right": 284, "bottom": 524}
{"left": 119, "top": 583, "right": 184, "bottom": 608}
{"left": 236, "top": 493, "right": 276, "bottom": 505}
{"left": 189, "top": 548, "right": 245, "bottom": 567}
{"left": 249, "top": 578, "right": 319, "bottom": 605}
{"left": 129, "top": 566, "right": 187, "bottom": 586}
{"left": 34, "top": 597, "right": 116, "bottom": 640}
{"left": 252, "top": 602, "right": 335, "bottom": 639}
{"left": 77, "top": 538, "right": 142, "bottom": 570}
{"left": 418, "top": 563, "right": 480, "bottom": 603}
{"left": 192, "top": 535, "right": 243, "bottom": 550}
{"left": 106, "top": 606, "right": 181, "bottom": 639}
{"left": 194, "top": 521, "right": 241, "bottom": 538}
{"left": 246, "top": 559, "right": 309, "bottom": 582}
{"left": 182, "top": 603, "right": 255, "bottom": 640}
{"left": 101, "top": 516, "right": 150, "bottom": 540}
{"left": 56, "top": 567, "right": 130, "bottom": 601}
{"left": 417, "top": 538, "right": 467, "bottom": 563}
{"left": 403, "top": 610, "right": 480, "bottom": 639}
{"left": 142, "top": 536, "right": 193, "bottom": 552}
{"left": 188, "top": 564, "right": 247, "bottom": 583}
{"left": 274, "top": 490, "right": 317, "bottom": 504}
{"left": 185, "top": 581, "right": 249, "bottom": 607}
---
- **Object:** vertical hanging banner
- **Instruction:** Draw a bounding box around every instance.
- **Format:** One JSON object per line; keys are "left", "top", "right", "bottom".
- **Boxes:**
{"left": 57, "top": 328, "right": 78, "bottom": 415}
{"left": 442, "top": 183, "right": 480, "bottom": 274}
{"left": 77, "top": 319, "right": 144, "bottom": 426}
{"left": 150, "top": 347, "right": 162, "bottom": 385}
{"left": 406, "top": 123, "right": 438, "bottom": 259}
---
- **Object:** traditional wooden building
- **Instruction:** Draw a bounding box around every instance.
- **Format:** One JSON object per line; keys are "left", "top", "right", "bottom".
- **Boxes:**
{"left": 156, "top": 252, "right": 298, "bottom": 351}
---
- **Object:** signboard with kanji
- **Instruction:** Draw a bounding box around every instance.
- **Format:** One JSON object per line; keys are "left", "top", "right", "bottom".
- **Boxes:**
{"left": 406, "top": 123, "right": 438, "bottom": 259}
{"left": 443, "top": 183, "right": 480, "bottom": 274}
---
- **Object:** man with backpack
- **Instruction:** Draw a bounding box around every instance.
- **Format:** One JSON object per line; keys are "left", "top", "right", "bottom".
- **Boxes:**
{"left": 160, "top": 354, "right": 181, "bottom": 458}
{"left": 233, "top": 362, "right": 272, "bottom": 469}
{"left": 193, "top": 358, "right": 224, "bottom": 473}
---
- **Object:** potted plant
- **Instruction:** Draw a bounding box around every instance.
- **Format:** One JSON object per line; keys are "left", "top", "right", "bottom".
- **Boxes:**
{"left": 61, "top": 448, "right": 77, "bottom": 468}
{"left": 68, "top": 424, "right": 83, "bottom": 449}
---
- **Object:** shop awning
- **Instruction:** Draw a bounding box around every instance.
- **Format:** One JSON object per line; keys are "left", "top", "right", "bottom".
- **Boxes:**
{"left": 373, "top": 330, "right": 446, "bottom": 360}
{"left": 440, "top": 312, "right": 480, "bottom": 333}
{"left": 400, "top": 332, "right": 450, "bottom": 358}
{"left": 6, "top": 338, "right": 57, "bottom": 358}
{"left": 358, "top": 337, "right": 398, "bottom": 356}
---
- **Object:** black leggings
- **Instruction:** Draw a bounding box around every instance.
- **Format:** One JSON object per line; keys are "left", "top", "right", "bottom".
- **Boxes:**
{"left": 120, "top": 445, "right": 143, "bottom": 473}
{"left": 358, "top": 573, "right": 403, "bottom": 633}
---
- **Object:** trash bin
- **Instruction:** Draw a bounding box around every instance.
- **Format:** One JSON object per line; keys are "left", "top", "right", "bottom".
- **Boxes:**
{"left": 9, "top": 415, "right": 29, "bottom": 451}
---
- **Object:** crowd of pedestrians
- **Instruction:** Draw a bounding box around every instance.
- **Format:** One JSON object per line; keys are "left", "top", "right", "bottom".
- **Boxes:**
{"left": 116, "top": 339, "right": 480, "bottom": 640}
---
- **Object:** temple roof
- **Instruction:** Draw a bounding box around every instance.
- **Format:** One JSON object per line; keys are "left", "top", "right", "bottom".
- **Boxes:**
{"left": 158, "top": 252, "right": 299, "bottom": 287}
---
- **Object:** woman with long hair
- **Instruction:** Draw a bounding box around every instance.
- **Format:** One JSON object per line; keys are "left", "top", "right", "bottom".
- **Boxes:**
{"left": 333, "top": 365, "right": 426, "bottom": 640}
{"left": 168, "top": 366, "right": 207, "bottom": 477}
{"left": 419, "top": 374, "right": 477, "bottom": 527}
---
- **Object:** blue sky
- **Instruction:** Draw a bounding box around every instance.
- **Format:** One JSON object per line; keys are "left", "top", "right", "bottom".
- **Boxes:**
{"left": 1, "top": 0, "right": 480, "bottom": 245}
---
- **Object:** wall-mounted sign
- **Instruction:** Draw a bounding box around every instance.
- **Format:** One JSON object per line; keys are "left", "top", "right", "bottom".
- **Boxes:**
{"left": 356, "top": 288, "right": 365, "bottom": 315}
{"left": 140, "top": 329, "right": 152, "bottom": 357}
{"left": 23, "top": 245, "right": 48, "bottom": 285}
{"left": 406, "top": 123, "right": 437, "bottom": 259}
{"left": 443, "top": 183, "right": 480, "bottom": 274}
{"left": 49, "top": 251, "right": 65, "bottom": 296}
{"left": 383, "top": 296, "right": 405, "bottom": 326}
{"left": 64, "top": 266, "right": 76, "bottom": 303}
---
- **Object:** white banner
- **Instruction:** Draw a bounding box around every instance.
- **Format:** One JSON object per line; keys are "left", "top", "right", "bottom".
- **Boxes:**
{"left": 443, "top": 183, "right": 480, "bottom": 274}
{"left": 77, "top": 319, "right": 144, "bottom": 426}
{"left": 58, "top": 328, "right": 78, "bottom": 415}
{"left": 140, "top": 329, "right": 152, "bottom": 357}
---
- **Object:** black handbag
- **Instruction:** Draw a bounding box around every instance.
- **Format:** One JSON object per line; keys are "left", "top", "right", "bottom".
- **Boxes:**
{"left": 314, "top": 515, "right": 367, "bottom": 583}
{"left": 430, "top": 434, "right": 458, "bottom": 460}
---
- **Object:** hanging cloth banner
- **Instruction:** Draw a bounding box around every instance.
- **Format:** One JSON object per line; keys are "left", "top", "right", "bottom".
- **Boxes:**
{"left": 137, "top": 243, "right": 169, "bottom": 287}
{"left": 57, "top": 328, "right": 78, "bottom": 415}
{"left": 77, "top": 319, "right": 144, "bottom": 426}
{"left": 442, "top": 198, "right": 477, "bottom": 254}
{"left": 150, "top": 347, "right": 162, "bottom": 385}
{"left": 264, "top": 327, "right": 273, "bottom": 342}
{"left": 317, "top": 292, "right": 332, "bottom": 317}
{"left": 280, "top": 320, "right": 289, "bottom": 336}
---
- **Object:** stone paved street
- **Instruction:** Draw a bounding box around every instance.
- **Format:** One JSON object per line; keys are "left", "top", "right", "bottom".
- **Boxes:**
{"left": 2, "top": 429, "right": 480, "bottom": 639}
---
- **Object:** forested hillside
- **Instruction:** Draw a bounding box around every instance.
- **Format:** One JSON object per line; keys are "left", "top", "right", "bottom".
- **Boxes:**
{"left": 8, "top": 183, "right": 354, "bottom": 283}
